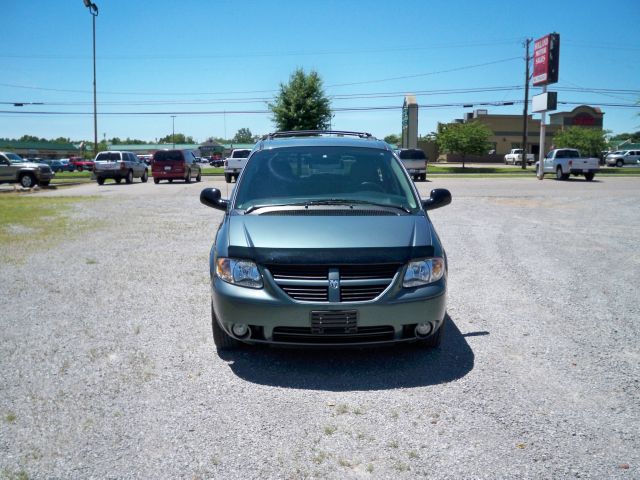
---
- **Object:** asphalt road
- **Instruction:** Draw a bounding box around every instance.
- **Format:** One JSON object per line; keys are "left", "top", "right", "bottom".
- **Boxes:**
{"left": 1, "top": 176, "right": 638, "bottom": 479}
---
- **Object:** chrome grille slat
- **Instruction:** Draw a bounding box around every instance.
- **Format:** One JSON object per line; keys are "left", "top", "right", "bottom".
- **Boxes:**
{"left": 267, "top": 263, "right": 401, "bottom": 303}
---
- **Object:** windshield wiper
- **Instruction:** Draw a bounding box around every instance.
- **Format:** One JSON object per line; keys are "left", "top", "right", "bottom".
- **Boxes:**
{"left": 304, "top": 199, "right": 411, "bottom": 213}
{"left": 244, "top": 199, "right": 411, "bottom": 214}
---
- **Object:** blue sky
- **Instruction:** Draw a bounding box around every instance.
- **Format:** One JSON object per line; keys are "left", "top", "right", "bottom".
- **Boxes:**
{"left": 2, "top": 0, "right": 639, "bottom": 143}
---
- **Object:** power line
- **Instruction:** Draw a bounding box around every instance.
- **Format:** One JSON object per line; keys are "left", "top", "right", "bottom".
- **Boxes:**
{"left": 1, "top": 100, "right": 637, "bottom": 117}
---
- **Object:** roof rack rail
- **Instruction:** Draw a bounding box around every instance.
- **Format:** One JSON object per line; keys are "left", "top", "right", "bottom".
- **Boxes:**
{"left": 262, "top": 130, "right": 374, "bottom": 140}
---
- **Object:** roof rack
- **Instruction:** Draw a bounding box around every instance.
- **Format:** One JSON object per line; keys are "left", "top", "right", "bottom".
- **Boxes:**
{"left": 262, "top": 130, "right": 374, "bottom": 140}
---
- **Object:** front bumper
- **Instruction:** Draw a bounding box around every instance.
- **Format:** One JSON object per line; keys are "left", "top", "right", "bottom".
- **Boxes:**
{"left": 211, "top": 273, "right": 447, "bottom": 347}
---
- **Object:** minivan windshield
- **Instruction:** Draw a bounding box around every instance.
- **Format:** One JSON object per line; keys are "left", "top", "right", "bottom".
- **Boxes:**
{"left": 234, "top": 146, "right": 419, "bottom": 212}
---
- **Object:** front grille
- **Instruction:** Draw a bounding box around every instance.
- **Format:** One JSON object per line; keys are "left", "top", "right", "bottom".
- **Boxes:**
{"left": 266, "top": 263, "right": 400, "bottom": 303}
{"left": 340, "top": 285, "right": 388, "bottom": 302}
{"left": 281, "top": 286, "right": 328, "bottom": 302}
{"left": 272, "top": 325, "right": 395, "bottom": 344}
{"left": 40, "top": 166, "right": 52, "bottom": 174}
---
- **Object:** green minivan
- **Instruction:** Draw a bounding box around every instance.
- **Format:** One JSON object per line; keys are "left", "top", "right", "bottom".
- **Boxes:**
{"left": 201, "top": 131, "right": 451, "bottom": 350}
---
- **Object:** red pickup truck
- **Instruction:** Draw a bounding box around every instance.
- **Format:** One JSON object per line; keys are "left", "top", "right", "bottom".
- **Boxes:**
{"left": 69, "top": 156, "right": 94, "bottom": 172}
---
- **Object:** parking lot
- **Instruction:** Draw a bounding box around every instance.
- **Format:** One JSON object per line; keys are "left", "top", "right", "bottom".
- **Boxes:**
{"left": 1, "top": 176, "right": 638, "bottom": 478}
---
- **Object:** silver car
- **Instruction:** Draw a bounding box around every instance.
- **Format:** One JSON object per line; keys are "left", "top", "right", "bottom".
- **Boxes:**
{"left": 200, "top": 131, "right": 452, "bottom": 351}
{"left": 606, "top": 150, "right": 640, "bottom": 167}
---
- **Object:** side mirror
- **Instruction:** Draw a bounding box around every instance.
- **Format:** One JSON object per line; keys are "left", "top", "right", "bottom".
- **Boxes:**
{"left": 200, "top": 188, "right": 229, "bottom": 211}
{"left": 422, "top": 188, "right": 452, "bottom": 211}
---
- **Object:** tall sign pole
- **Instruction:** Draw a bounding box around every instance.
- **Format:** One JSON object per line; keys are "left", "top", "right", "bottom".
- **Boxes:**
{"left": 520, "top": 39, "right": 531, "bottom": 170}
{"left": 532, "top": 33, "right": 560, "bottom": 180}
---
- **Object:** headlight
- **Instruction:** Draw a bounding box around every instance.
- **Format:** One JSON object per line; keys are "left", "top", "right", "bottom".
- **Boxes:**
{"left": 216, "top": 257, "right": 263, "bottom": 289}
{"left": 403, "top": 258, "right": 445, "bottom": 288}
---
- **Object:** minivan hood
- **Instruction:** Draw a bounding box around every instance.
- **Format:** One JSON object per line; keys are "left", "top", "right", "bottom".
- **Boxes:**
{"left": 226, "top": 214, "right": 435, "bottom": 264}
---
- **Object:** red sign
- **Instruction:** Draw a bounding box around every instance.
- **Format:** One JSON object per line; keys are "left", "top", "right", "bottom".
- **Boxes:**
{"left": 532, "top": 33, "right": 560, "bottom": 86}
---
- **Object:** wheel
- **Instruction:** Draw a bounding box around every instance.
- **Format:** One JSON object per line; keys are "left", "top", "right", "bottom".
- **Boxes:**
{"left": 616, "top": 160, "right": 623, "bottom": 167}
{"left": 420, "top": 320, "right": 445, "bottom": 348}
{"left": 97, "top": 177, "right": 105, "bottom": 185}
{"left": 420, "top": 174, "right": 426, "bottom": 181}
{"left": 585, "top": 172, "right": 595, "bottom": 181}
{"left": 19, "top": 174, "right": 36, "bottom": 188}
{"left": 556, "top": 167, "right": 564, "bottom": 180}
{"left": 224, "top": 173, "right": 232, "bottom": 183}
{"left": 141, "top": 170, "right": 148, "bottom": 183}
{"left": 153, "top": 177, "right": 160, "bottom": 184}
{"left": 185, "top": 169, "right": 191, "bottom": 183}
{"left": 168, "top": 179, "right": 173, "bottom": 183}
{"left": 211, "top": 302, "right": 239, "bottom": 350}
{"left": 196, "top": 171, "right": 202, "bottom": 182}
{"left": 115, "top": 178, "right": 122, "bottom": 184}
{"left": 39, "top": 181, "right": 50, "bottom": 187}
{"left": 125, "top": 170, "right": 133, "bottom": 184}
{"left": 78, "top": 166, "right": 83, "bottom": 172}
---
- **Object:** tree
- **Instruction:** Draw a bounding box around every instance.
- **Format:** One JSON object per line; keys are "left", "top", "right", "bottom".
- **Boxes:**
{"left": 158, "top": 133, "right": 195, "bottom": 144}
{"left": 552, "top": 127, "right": 608, "bottom": 157}
{"left": 384, "top": 134, "right": 400, "bottom": 146}
{"left": 436, "top": 121, "right": 493, "bottom": 168}
{"left": 233, "top": 128, "right": 254, "bottom": 144}
{"left": 269, "top": 68, "right": 331, "bottom": 131}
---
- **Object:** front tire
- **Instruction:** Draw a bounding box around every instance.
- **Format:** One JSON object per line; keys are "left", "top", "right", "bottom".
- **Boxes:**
{"left": 224, "top": 173, "right": 232, "bottom": 183}
{"left": 211, "top": 302, "right": 239, "bottom": 350}
{"left": 19, "top": 174, "right": 36, "bottom": 188}
{"left": 97, "top": 177, "right": 105, "bottom": 185}
{"left": 141, "top": 170, "right": 148, "bottom": 183}
{"left": 616, "top": 160, "right": 623, "bottom": 167}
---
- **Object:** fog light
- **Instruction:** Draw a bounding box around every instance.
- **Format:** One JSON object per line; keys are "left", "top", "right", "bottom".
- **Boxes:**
{"left": 415, "top": 322, "right": 433, "bottom": 338}
{"left": 231, "top": 323, "right": 250, "bottom": 338}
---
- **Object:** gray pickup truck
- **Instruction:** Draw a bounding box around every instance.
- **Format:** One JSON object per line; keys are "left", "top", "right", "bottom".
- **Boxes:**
{"left": 93, "top": 151, "right": 149, "bottom": 185}
{"left": 0, "top": 151, "right": 55, "bottom": 188}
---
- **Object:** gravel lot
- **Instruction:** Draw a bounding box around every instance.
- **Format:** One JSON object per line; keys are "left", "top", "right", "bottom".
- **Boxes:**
{"left": 1, "top": 176, "right": 638, "bottom": 479}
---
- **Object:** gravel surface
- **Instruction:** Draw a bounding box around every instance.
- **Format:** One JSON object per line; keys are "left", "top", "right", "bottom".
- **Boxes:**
{"left": 1, "top": 176, "right": 638, "bottom": 479}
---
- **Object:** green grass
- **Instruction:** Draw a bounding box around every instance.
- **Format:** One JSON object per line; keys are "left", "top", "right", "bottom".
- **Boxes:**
{"left": 0, "top": 196, "right": 95, "bottom": 256}
{"left": 428, "top": 164, "right": 640, "bottom": 176}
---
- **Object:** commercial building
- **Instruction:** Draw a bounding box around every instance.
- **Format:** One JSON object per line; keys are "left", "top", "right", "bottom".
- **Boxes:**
{"left": 436, "top": 105, "right": 604, "bottom": 161}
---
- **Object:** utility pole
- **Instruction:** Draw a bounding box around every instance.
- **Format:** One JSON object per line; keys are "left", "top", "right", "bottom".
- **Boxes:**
{"left": 520, "top": 38, "right": 531, "bottom": 170}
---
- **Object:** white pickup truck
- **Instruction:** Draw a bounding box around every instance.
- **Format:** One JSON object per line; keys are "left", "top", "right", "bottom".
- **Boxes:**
{"left": 223, "top": 149, "right": 251, "bottom": 183}
{"left": 397, "top": 148, "right": 427, "bottom": 181}
{"left": 538, "top": 148, "right": 599, "bottom": 181}
{"left": 504, "top": 148, "right": 535, "bottom": 166}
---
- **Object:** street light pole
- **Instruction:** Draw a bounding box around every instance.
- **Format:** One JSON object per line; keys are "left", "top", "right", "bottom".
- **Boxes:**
{"left": 83, "top": 0, "right": 99, "bottom": 159}
{"left": 171, "top": 115, "right": 176, "bottom": 148}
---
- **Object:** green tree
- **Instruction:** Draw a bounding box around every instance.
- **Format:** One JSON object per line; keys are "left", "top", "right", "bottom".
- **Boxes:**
{"left": 384, "top": 134, "right": 400, "bottom": 146}
{"left": 233, "top": 128, "right": 254, "bottom": 144}
{"left": 269, "top": 68, "right": 331, "bottom": 131}
{"left": 436, "top": 121, "right": 493, "bottom": 168}
{"left": 552, "top": 127, "right": 608, "bottom": 157}
{"left": 158, "top": 133, "right": 195, "bottom": 144}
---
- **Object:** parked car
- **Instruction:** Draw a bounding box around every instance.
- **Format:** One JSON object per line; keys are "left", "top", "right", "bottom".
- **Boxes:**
{"left": 397, "top": 148, "right": 427, "bottom": 181}
{"left": 537, "top": 148, "right": 599, "bottom": 181}
{"left": 223, "top": 148, "right": 252, "bottom": 183}
{"left": 69, "top": 157, "right": 94, "bottom": 172}
{"left": 605, "top": 150, "right": 640, "bottom": 167}
{"left": 0, "top": 151, "right": 55, "bottom": 188}
{"left": 152, "top": 149, "right": 202, "bottom": 184}
{"left": 137, "top": 154, "right": 153, "bottom": 165}
{"left": 93, "top": 151, "right": 149, "bottom": 185}
{"left": 209, "top": 157, "right": 224, "bottom": 167}
{"left": 200, "top": 130, "right": 452, "bottom": 350}
{"left": 504, "top": 148, "right": 535, "bottom": 166}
